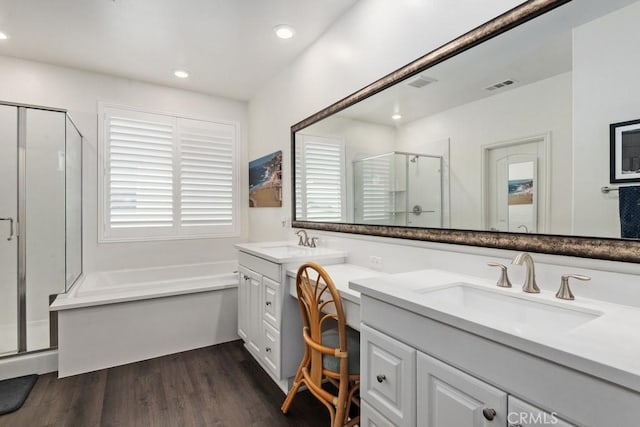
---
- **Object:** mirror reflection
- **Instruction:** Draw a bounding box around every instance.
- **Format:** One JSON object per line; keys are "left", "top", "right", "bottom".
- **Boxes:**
{"left": 294, "top": 0, "right": 640, "bottom": 239}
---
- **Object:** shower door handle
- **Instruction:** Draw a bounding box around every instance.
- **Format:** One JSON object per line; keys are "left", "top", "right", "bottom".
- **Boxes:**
{"left": 0, "top": 217, "right": 14, "bottom": 240}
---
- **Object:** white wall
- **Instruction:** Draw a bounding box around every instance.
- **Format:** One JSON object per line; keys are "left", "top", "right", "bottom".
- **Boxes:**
{"left": 248, "top": 0, "right": 525, "bottom": 242}
{"left": 0, "top": 55, "right": 249, "bottom": 272}
{"left": 248, "top": 0, "right": 640, "bottom": 301}
{"left": 573, "top": 1, "right": 640, "bottom": 238}
{"left": 395, "top": 72, "right": 573, "bottom": 233}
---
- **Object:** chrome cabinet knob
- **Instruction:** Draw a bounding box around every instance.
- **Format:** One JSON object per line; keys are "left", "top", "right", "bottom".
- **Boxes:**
{"left": 243, "top": 274, "right": 250, "bottom": 280}
{"left": 265, "top": 301, "right": 272, "bottom": 306}
{"left": 265, "top": 347, "right": 271, "bottom": 353}
{"left": 482, "top": 408, "right": 497, "bottom": 421}
{"left": 376, "top": 374, "right": 386, "bottom": 383}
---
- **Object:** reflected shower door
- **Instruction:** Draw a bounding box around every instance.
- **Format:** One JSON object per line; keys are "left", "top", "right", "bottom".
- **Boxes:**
{"left": 0, "top": 105, "right": 18, "bottom": 356}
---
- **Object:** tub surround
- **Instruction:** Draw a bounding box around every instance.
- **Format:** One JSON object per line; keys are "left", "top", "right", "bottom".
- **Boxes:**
{"left": 51, "top": 262, "right": 238, "bottom": 311}
{"left": 351, "top": 269, "right": 640, "bottom": 426}
{"left": 52, "top": 262, "right": 239, "bottom": 377}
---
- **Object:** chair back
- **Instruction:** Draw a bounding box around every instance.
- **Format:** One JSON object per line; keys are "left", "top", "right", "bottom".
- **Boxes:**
{"left": 295, "top": 262, "right": 348, "bottom": 385}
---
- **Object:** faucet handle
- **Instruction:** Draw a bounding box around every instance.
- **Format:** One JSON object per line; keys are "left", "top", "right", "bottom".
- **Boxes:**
{"left": 556, "top": 274, "right": 591, "bottom": 300}
{"left": 487, "top": 262, "right": 512, "bottom": 288}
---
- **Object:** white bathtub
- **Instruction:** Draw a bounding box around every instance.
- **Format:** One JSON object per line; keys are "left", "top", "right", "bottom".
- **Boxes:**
{"left": 51, "top": 261, "right": 239, "bottom": 377}
{"left": 53, "top": 261, "right": 238, "bottom": 310}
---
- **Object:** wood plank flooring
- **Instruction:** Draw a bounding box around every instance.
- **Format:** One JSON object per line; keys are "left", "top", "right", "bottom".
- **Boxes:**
{"left": 0, "top": 340, "right": 330, "bottom": 427}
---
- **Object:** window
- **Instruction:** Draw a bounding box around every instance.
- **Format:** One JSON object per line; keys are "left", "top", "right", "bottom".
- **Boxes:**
{"left": 295, "top": 134, "right": 345, "bottom": 222}
{"left": 99, "top": 104, "right": 239, "bottom": 241}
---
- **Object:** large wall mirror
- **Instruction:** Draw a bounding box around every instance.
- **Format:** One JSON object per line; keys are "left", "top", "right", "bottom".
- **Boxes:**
{"left": 292, "top": 0, "right": 640, "bottom": 263}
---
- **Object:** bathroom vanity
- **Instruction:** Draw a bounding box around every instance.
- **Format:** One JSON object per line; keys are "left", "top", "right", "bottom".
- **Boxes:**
{"left": 351, "top": 270, "right": 640, "bottom": 427}
{"left": 234, "top": 241, "right": 345, "bottom": 390}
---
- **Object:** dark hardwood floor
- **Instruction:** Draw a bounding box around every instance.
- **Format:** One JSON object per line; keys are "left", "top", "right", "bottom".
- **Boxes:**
{"left": 0, "top": 340, "right": 330, "bottom": 427}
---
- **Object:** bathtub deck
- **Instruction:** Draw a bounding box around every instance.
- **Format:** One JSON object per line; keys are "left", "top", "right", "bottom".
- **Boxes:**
{"left": 0, "top": 341, "right": 330, "bottom": 427}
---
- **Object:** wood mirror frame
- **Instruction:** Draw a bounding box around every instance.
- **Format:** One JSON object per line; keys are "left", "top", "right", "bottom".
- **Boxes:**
{"left": 291, "top": 0, "right": 640, "bottom": 263}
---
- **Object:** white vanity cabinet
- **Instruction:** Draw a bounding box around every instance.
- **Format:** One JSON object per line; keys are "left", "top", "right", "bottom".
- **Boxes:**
{"left": 354, "top": 291, "right": 635, "bottom": 427}
{"left": 237, "top": 252, "right": 288, "bottom": 380}
{"left": 235, "top": 243, "right": 345, "bottom": 390}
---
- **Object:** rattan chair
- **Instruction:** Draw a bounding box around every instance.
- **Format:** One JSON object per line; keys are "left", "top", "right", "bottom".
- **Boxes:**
{"left": 281, "top": 262, "right": 360, "bottom": 427}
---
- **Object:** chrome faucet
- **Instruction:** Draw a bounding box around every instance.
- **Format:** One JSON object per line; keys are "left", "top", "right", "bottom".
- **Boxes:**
{"left": 296, "top": 229, "right": 309, "bottom": 247}
{"left": 511, "top": 252, "right": 540, "bottom": 293}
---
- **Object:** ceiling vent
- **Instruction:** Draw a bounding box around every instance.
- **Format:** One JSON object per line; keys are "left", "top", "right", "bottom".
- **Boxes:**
{"left": 485, "top": 79, "right": 517, "bottom": 91}
{"left": 407, "top": 75, "right": 437, "bottom": 88}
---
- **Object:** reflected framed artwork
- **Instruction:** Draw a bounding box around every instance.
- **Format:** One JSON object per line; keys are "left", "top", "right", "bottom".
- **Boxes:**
{"left": 249, "top": 150, "right": 283, "bottom": 207}
{"left": 610, "top": 119, "right": 640, "bottom": 183}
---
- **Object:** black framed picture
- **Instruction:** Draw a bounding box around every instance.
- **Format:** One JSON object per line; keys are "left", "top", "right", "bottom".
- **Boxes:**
{"left": 610, "top": 119, "right": 640, "bottom": 183}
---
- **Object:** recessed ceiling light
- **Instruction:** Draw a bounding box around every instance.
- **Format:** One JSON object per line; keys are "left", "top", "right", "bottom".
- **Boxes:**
{"left": 0, "top": 32, "right": 8, "bottom": 40}
{"left": 174, "top": 70, "right": 189, "bottom": 79}
{"left": 392, "top": 113, "right": 402, "bottom": 120}
{"left": 274, "top": 25, "right": 295, "bottom": 39}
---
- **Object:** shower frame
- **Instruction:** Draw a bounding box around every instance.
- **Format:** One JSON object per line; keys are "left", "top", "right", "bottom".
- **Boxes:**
{"left": 0, "top": 100, "right": 83, "bottom": 357}
{"left": 353, "top": 150, "right": 444, "bottom": 227}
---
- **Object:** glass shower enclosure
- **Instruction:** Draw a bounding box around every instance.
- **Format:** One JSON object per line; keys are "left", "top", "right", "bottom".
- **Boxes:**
{"left": 354, "top": 151, "right": 443, "bottom": 227}
{"left": 0, "top": 102, "right": 82, "bottom": 357}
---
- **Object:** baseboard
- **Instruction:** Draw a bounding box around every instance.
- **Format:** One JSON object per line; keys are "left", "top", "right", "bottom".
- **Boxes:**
{"left": 0, "top": 350, "right": 58, "bottom": 381}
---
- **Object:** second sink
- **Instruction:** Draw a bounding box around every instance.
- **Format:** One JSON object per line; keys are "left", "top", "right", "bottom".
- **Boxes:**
{"left": 416, "top": 283, "right": 602, "bottom": 336}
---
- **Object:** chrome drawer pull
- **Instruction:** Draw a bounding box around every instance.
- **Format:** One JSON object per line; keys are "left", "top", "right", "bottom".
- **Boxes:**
{"left": 376, "top": 374, "right": 386, "bottom": 383}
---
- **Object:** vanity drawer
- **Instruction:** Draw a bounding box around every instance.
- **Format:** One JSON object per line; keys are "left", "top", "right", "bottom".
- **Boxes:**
{"left": 361, "top": 324, "right": 416, "bottom": 427}
{"left": 238, "top": 252, "right": 281, "bottom": 282}
{"left": 262, "top": 276, "right": 280, "bottom": 327}
{"left": 361, "top": 400, "right": 398, "bottom": 427}
{"left": 262, "top": 320, "right": 280, "bottom": 377}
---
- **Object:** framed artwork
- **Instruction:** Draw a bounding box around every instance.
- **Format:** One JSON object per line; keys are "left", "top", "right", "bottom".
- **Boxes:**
{"left": 249, "top": 150, "right": 282, "bottom": 207}
{"left": 610, "top": 119, "right": 640, "bottom": 183}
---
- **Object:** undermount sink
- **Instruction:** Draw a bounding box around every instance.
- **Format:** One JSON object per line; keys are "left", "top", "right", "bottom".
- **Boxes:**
{"left": 259, "top": 244, "right": 311, "bottom": 252}
{"left": 416, "top": 283, "right": 602, "bottom": 336}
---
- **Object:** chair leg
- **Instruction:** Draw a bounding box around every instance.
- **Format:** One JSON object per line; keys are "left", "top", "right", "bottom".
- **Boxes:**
{"left": 281, "top": 350, "right": 309, "bottom": 414}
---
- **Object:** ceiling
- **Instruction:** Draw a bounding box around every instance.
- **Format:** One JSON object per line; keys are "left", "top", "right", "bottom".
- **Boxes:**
{"left": 336, "top": 0, "right": 637, "bottom": 127}
{"left": 0, "top": 0, "right": 358, "bottom": 100}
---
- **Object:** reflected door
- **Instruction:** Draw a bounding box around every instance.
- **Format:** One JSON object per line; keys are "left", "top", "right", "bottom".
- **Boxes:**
{"left": 0, "top": 105, "right": 18, "bottom": 356}
{"left": 486, "top": 137, "right": 547, "bottom": 233}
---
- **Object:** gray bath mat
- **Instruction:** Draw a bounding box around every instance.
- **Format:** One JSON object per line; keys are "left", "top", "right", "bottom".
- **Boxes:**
{"left": 0, "top": 374, "right": 38, "bottom": 415}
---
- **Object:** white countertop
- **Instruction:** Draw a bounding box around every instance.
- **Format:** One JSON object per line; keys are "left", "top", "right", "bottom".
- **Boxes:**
{"left": 350, "top": 269, "right": 640, "bottom": 393}
{"left": 235, "top": 241, "right": 346, "bottom": 264}
{"left": 286, "top": 263, "right": 385, "bottom": 304}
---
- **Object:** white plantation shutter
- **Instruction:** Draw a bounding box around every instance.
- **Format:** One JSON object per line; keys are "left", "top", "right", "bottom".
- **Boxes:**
{"left": 295, "top": 134, "right": 345, "bottom": 222}
{"left": 179, "top": 119, "right": 236, "bottom": 233}
{"left": 359, "top": 156, "right": 393, "bottom": 223}
{"left": 100, "top": 105, "right": 238, "bottom": 241}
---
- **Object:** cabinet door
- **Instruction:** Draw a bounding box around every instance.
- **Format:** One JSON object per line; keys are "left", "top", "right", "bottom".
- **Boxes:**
{"left": 361, "top": 400, "right": 398, "bottom": 427}
{"left": 507, "top": 396, "right": 576, "bottom": 427}
{"left": 361, "top": 325, "right": 416, "bottom": 427}
{"left": 244, "top": 268, "right": 263, "bottom": 357}
{"left": 417, "top": 352, "right": 507, "bottom": 427}
{"left": 237, "top": 268, "right": 249, "bottom": 341}
{"left": 262, "top": 276, "right": 280, "bottom": 328}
